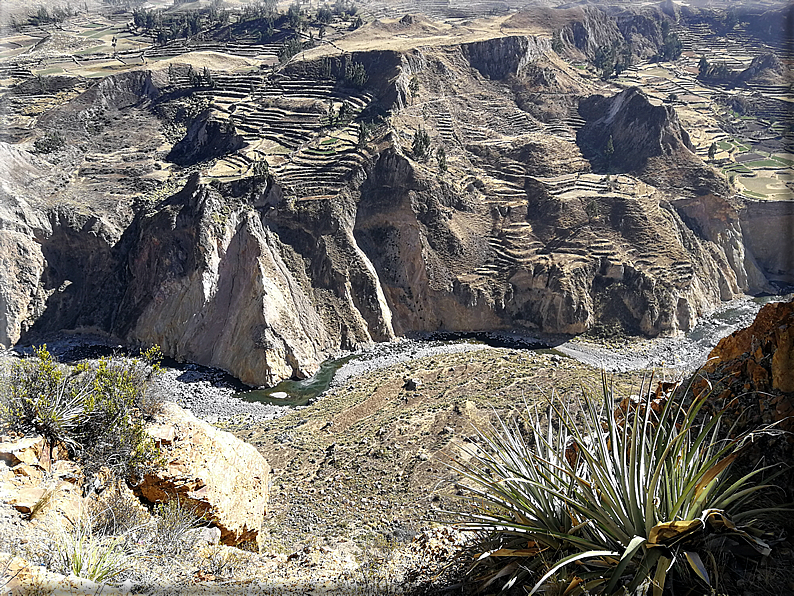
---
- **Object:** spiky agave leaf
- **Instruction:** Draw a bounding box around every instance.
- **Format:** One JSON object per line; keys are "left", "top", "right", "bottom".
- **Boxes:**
{"left": 445, "top": 372, "right": 788, "bottom": 595}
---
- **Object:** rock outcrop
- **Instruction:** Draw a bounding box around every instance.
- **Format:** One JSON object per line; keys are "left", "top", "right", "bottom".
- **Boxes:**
{"left": 167, "top": 109, "right": 244, "bottom": 167}
{"left": 137, "top": 401, "right": 271, "bottom": 546}
{"left": 0, "top": 435, "right": 84, "bottom": 524}
{"left": 461, "top": 35, "right": 551, "bottom": 80}
{"left": 578, "top": 87, "right": 694, "bottom": 172}
{"left": 736, "top": 53, "right": 785, "bottom": 85}
{"left": 577, "top": 87, "right": 727, "bottom": 195}
{"left": 739, "top": 200, "right": 794, "bottom": 287}
{"left": 355, "top": 146, "right": 740, "bottom": 337}
{"left": 673, "top": 193, "right": 772, "bottom": 297}
{"left": 703, "top": 299, "right": 794, "bottom": 397}
{"left": 696, "top": 299, "right": 794, "bottom": 492}
{"left": 1, "top": 556, "right": 129, "bottom": 596}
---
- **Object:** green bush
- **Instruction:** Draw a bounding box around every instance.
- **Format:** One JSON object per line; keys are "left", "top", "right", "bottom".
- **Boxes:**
{"left": 33, "top": 131, "right": 66, "bottom": 154}
{"left": 412, "top": 127, "right": 431, "bottom": 161}
{"left": 0, "top": 345, "right": 163, "bottom": 480}
{"left": 449, "top": 375, "right": 786, "bottom": 595}
{"left": 54, "top": 517, "right": 130, "bottom": 583}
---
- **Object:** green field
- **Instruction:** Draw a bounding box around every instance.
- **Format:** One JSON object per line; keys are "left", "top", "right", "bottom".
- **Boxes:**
{"left": 717, "top": 139, "right": 750, "bottom": 152}
{"left": 74, "top": 46, "right": 106, "bottom": 56}
{"left": 723, "top": 163, "right": 752, "bottom": 174}
{"left": 305, "top": 148, "right": 336, "bottom": 156}
{"left": 744, "top": 159, "right": 789, "bottom": 169}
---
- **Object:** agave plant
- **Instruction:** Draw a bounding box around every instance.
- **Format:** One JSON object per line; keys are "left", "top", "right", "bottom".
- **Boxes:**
{"left": 449, "top": 374, "right": 786, "bottom": 595}
{"left": 54, "top": 516, "right": 130, "bottom": 583}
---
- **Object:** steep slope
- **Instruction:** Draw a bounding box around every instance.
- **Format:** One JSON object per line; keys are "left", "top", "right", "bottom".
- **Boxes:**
{"left": 576, "top": 87, "right": 728, "bottom": 196}
{"left": 0, "top": 16, "right": 785, "bottom": 385}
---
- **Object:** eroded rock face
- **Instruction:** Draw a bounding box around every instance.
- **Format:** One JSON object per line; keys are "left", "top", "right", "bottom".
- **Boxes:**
{"left": 739, "top": 200, "right": 794, "bottom": 287}
{"left": 705, "top": 299, "right": 794, "bottom": 395}
{"left": 673, "top": 193, "right": 772, "bottom": 296}
{"left": 577, "top": 87, "right": 728, "bottom": 197}
{"left": 696, "top": 299, "right": 794, "bottom": 495}
{"left": 167, "top": 109, "right": 244, "bottom": 167}
{"left": 736, "top": 53, "right": 785, "bottom": 84}
{"left": 115, "top": 175, "right": 336, "bottom": 386}
{"left": 354, "top": 147, "right": 740, "bottom": 338}
{"left": 578, "top": 87, "right": 695, "bottom": 172}
{"left": 137, "top": 401, "right": 270, "bottom": 546}
{"left": 114, "top": 175, "right": 394, "bottom": 386}
{"left": 555, "top": 6, "right": 625, "bottom": 59}
{"left": 461, "top": 35, "right": 551, "bottom": 80}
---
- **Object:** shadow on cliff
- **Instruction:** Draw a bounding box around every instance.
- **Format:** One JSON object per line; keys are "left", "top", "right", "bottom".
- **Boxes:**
{"left": 19, "top": 175, "right": 206, "bottom": 345}
{"left": 576, "top": 87, "right": 728, "bottom": 196}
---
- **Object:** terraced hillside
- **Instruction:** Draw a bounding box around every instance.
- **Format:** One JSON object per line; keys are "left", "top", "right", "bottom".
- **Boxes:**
{"left": 0, "top": 1, "right": 791, "bottom": 385}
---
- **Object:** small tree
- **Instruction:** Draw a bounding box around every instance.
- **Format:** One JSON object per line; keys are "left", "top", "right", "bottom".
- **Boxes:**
{"left": 412, "top": 127, "right": 431, "bottom": 161}
{"left": 660, "top": 32, "right": 682, "bottom": 61}
{"left": 317, "top": 5, "right": 332, "bottom": 23}
{"left": 337, "top": 100, "right": 351, "bottom": 124}
{"left": 202, "top": 66, "right": 215, "bottom": 89}
{"left": 408, "top": 74, "right": 419, "bottom": 104}
{"left": 436, "top": 146, "right": 447, "bottom": 172}
{"left": 698, "top": 56, "right": 709, "bottom": 78}
{"left": 33, "top": 131, "right": 66, "bottom": 154}
{"left": 594, "top": 45, "right": 615, "bottom": 80}
{"left": 356, "top": 122, "right": 369, "bottom": 150}
{"left": 708, "top": 142, "right": 717, "bottom": 161}
{"left": 252, "top": 159, "right": 269, "bottom": 181}
{"left": 278, "top": 37, "right": 303, "bottom": 63}
{"left": 344, "top": 61, "right": 368, "bottom": 88}
{"left": 327, "top": 101, "right": 337, "bottom": 127}
{"left": 604, "top": 135, "right": 615, "bottom": 170}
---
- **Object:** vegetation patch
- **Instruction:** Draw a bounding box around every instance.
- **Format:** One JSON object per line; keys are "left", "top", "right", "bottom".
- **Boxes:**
{"left": 744, "top": 159, "right": 789, "bottom": 169}
{"left": 0, "top": 346, "right": 164, "bottom": 480}
{"left": 448, "top": 375, "right": 787, "bottom": 595}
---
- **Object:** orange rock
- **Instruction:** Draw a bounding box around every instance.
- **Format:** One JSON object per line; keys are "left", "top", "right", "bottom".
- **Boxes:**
{"left": 772, "top": 322, "right": 794, "bottom": 393}
{"left": 147, "top": 423, "right": 177, "bottom": 447}
{"left": 10, "top": 487, "right": 46, "bottom": 513}
{"left": 706, "top": 300, "right": 794, "bottom": 371}
{"left": 11, "top": 463, "right": 43, "bottom": 483}
{"left": 0, "top": 436, "right": 44, "bottom": 467}
{"left": 135, "top": 402, "right": 270, "bottom": 546}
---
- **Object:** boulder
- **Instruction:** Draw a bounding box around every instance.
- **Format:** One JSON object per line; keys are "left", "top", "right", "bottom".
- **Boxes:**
{"left": 0, "top": 436, "right": 45, "bottom": 467}
{"left": 9, "top": 487, "right": 46, "bottom": 514}
{"left": 136, "top": 402, "right": 270, "bottom": 546}
{"left": 0, "top": 435, "right": 69, "bottom": 472}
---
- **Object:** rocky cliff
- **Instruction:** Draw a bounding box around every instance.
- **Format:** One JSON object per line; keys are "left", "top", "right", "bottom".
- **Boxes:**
{"left": 696, "top": 299, "right": 794, "bottom": 494}
{"left": 461, "top": 35, "right": 551, "bottom": 80}
{"left": 167, "top": 109, "right": 245, "bottom": 166}
{"left": 0, "top": 26, "right": 786, "bottom": 386}
{"left": 578, "top": 87, "right": 729, "bottom": 196}
{"left": 739, "top": 200, "right": 794, "bottom": 288}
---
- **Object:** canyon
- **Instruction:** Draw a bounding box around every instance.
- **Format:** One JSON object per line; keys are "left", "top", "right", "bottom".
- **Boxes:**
{"left": 0, "top": 1, "right": 791, "bottom": 387}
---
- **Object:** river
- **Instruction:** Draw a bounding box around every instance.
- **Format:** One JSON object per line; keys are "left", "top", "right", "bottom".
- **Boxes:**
{"left": 238, "top": 294, "right": 787, "bottom": 407}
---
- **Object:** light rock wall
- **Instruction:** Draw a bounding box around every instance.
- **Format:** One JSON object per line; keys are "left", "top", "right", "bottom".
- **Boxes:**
{"left": 739, "top": 200, "right": 794, "bottom": 285}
